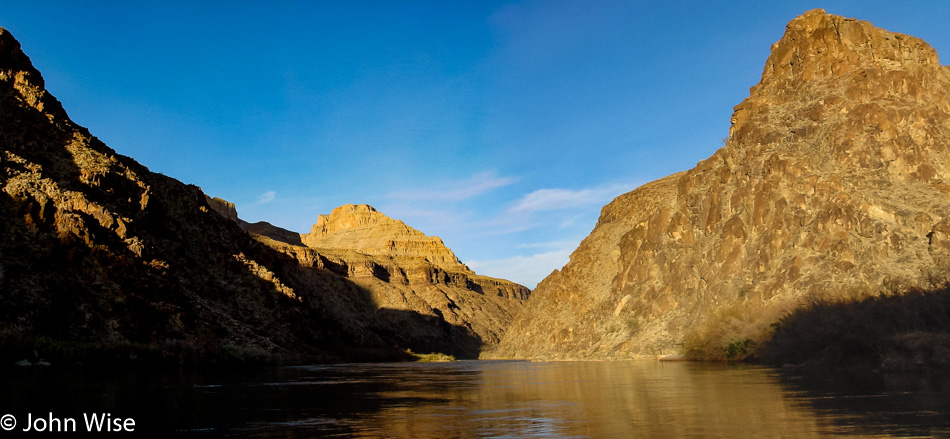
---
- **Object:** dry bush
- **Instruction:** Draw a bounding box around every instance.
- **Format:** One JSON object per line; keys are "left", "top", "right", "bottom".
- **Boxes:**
{"left": 683, "top": 301, "right": 791, "bottom": 362}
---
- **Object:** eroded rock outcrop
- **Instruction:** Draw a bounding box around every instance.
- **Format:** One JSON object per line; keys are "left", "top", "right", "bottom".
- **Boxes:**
{"left": 231, "top": 205, "right": 530, "bottom": 356}
{"left": 491, "top": 10, "right": 950, "bottom": 360}
{"left": 301, "top": 204, "right": 471, "bottom": 272}
{"left": 205, "top": 195, "right": 238, "bottom": 222}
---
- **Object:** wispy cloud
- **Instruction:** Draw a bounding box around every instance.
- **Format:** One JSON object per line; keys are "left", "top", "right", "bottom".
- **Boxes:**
{"left": 256, "top": 190, "right": 276, "bottom": 205}
{"left": 508, "top": 182, "right": 633, "bottom": 213}
{"left": 516, "top": 240, "right": 582, "bottom": 250}
{"left": 381, "top": 179, "right": 639, "bottom": 287}
{"left": 388, "top": 170, "right": 517, "bottom": 201}
{"left": 467, "top": 240, "right": 580, "bottom": 289}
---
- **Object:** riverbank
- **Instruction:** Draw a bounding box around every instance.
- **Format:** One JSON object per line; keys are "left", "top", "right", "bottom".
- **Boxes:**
{"left": 0, "top": 331, "right": 433, "bottom": 369}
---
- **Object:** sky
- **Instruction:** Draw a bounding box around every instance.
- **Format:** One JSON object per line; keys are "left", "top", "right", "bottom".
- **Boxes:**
{"left": 2, "top": 1, "right": 949, "bottom": 288}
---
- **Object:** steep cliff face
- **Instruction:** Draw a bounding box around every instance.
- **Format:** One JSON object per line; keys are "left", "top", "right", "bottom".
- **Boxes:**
{"left": 205, "top": 196, "right": 238, "bottom": 223}
{"left": 236, "top": 205, "right": 530, "bottom": 356}
{"left": 491, "top": 10, "right": 950, "bottom": 360}
{"left": 0, "top": 27, "right": 525, "bottom": 363}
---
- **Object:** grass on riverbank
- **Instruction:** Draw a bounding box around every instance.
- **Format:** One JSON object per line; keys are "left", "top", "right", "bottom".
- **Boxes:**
{"left": 404, "top": 349, "right": 455, "bottom": 362}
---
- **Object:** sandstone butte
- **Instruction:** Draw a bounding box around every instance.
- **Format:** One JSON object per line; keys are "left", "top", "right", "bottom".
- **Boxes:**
{"left": 212, "top": 199, "right": 530, "bottom": 357}
{"left": 0, "top": 26, "right": 527, "bottom": 365}
{"left": 490, "top": 9, "right": 950, "bottom": 361}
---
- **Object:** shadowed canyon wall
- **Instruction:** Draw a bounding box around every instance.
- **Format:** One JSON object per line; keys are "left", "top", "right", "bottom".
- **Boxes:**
{"left": 0, "top": 27, "right": 526, "bottom": 364}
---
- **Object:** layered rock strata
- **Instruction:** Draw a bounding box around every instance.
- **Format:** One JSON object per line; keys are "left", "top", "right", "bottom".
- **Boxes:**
{"left": 237, "top": 206, "right": 529, "bottom": 356}
{"left": 491, "top": 9, "right": 950, "bottom": 359}
{"left": 301, "top": 204, "right": 471, "bottom": 272}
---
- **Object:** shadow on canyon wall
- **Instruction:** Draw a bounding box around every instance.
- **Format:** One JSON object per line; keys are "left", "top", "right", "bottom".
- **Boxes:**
{"left": 0, "top": 152, "right": 481, "bottom": 367}
{"left": 760, "top": 286, "right": 950, "bottom": 371}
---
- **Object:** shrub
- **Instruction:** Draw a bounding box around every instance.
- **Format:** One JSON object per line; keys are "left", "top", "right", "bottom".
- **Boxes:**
{"left": 725, "top": 337, "right": 755, "bottom": 360}
{"left": 683, "top": 302, "right": 780, "bottom": 362}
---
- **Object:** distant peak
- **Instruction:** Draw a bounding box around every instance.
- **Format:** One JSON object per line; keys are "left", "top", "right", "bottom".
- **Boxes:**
{"left": 759, "top": 9, "right": 940, "bottom": 87}
{"left": 301, "top": 204, "right": 470, "bottom": 272}
{"left": 310, "top": 204, "right": 399, "bottom": 238}
{"left": 332, "top": 204, "right": 379, "bottom": 214}
{"left": 729, "top": 9, "right": 947, "bottom": 146}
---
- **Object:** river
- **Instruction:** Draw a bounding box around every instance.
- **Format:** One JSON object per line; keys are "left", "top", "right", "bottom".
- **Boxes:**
{"left": 3, "top": 360, "right": 949, "bottom": 437}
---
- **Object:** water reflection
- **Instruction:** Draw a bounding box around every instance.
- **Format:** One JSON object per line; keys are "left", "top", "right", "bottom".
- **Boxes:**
{"left": 777, "top": 370, "right": 950, "bottom": 438}
{"left": 2, "top": 361, "right": 948, "bottom": 437}
{"left": 356, "top": 362, "right": 830, "bottom": 438}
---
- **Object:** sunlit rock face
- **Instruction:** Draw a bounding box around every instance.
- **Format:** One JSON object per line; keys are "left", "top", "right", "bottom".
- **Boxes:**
{"left": 301, "top": 204, "right": 471, "bottom": 272}
{"left": 239, "top": 205, "right": 530, "bottom": 357}
{"left": 491, "top": 9, "right": 950, "bottom": 360}
{"left": 0, "top": 26, "right": 526, "bottom": 363}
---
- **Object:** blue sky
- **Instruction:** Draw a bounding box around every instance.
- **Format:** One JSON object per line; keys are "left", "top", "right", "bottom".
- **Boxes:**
{"left": 3, "top": 1, "right": 948, "bottom": 288}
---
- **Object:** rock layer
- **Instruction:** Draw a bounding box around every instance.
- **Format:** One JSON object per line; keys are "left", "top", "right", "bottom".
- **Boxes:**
{"left": 491, "top": 9, "right": 950, "bottom": 360}
{"left": 301, "top": 204, "right": 471, "bottom": 272}
{"left": 237, "top": 206, "right": 529, "bottom": 357}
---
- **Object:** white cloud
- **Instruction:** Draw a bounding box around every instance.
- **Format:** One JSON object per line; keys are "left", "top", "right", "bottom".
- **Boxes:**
{"left": 508, "top": 182, "right": 633, "bottom": 213}
{"left": 373, "top": 204, "right": 475, "bottom": 236}
{"left": 475, "top": 181, "right": 638, "bottom": 236}
{"left": 467, "top": 244, "right": 577, "bottom": 289}
{"left": 380, "top": 179, "right": 639, "bottom": 287}
{"left": 256, "top": 190, "right": 276, "bottom": 205}
{"left": 515, "top": 240, "right": 581, "bottom": 250}
{"left": 388, "top": 170, "right": 517, "bottom": 201}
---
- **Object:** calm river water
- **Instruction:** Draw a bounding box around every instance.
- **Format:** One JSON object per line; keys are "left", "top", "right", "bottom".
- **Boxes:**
{"left": 3, "top": 360, "right": 950, "bottom": 437}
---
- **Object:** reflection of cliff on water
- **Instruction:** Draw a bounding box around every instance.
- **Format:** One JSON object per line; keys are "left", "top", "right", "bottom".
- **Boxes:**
{"left": 3, "top": 361, "right": 949, "bottom": 437}
{"left": 360, "top": 361, "right": 820, "bottom": 437}
{"left": 776, "top": 369, "right": 950, "bottom": 438}
{"left": 332, "top": 361, "right": 950, "bottom": 438}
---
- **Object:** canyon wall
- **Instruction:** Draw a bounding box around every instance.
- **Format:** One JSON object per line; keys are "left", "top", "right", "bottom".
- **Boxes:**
{"left": 0, "top": 27, "right": 526, "bottom": 364}
{"left": 491, "top": 9, "right": 950, "bottom": 360}
{"left": 235, "top": 205, "right": 530, "bottom": 357}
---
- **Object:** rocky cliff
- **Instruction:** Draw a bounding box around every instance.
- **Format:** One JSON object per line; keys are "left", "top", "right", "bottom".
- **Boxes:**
{"left": 0, "top": 27, "right": 526, "bottom": 364}
{"left": 234, "top": 205, "right": 529, "bottom": 357}
{"left": 491, "top": 9, "right": 950, "bottom": 360}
